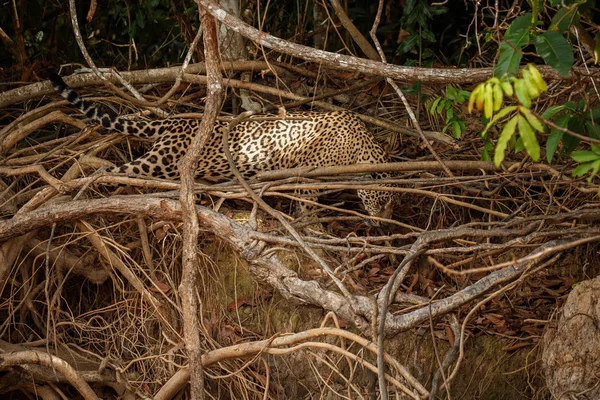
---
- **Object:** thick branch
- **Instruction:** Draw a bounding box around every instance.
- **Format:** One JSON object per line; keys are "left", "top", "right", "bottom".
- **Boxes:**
{"left": 179, "top": 3, "right": 223, "bottom": 398}
{"left": 197, "top": 0, "right": 571, "bottom": 84}
{"left": 0, "top": 351, "right": 100, "bottom": 400}
{"left": 0, "top": 61, "right": 284, "bottom": 109}
{"left": 1, "top": 196, "right": 597, "bottom": 338}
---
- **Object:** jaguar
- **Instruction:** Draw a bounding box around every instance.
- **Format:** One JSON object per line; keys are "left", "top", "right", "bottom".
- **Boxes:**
{"left": 49, "top": 73, "right": 399, "bottom": 220}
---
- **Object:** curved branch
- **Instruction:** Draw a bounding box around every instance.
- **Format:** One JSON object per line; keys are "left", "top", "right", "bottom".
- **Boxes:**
{"left": 2, "top": 196, "right": 598, "bottom": 339}
{"left": 197, "top": 0, "right": 572, "bottom": 84}
{"left": 0, "top": 351, "right": 100, "bottom": 400}
{"left": 155, "top": 327, "right": 428, "bottom": 400}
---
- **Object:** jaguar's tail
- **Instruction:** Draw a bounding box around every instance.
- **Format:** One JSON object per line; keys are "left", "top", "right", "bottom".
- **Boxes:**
{"left": 49, "top": 73, "right": 153, "bottom": 138}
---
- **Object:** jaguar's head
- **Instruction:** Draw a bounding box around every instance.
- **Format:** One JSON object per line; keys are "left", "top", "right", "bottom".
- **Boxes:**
{"left": 358, "top": 189, "right": 401, "bottom": 225}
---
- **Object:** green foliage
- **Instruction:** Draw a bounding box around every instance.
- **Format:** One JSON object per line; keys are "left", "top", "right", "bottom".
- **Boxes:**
{"left": 495, "top": 13, "right": 532, "bottom": 77}
{"left": 493, "top": 0, "right": 598, "bottom": 78}
{"left": 533, "top": 31, "right": 574, "bottom": 76}
{"left": 470, "top": 64, "right": 548, "bottom": 166}
{"left": 542, "top": 102, "right": 600, "bottom": 162}
{"left": 394, "top": 0, "right": 447, "bottom": 66}
{"left": 571, "top": 145, "right": 600, "bottom": 183}
{"left": 428, "top": 87, "right": 470, "bottom": 138}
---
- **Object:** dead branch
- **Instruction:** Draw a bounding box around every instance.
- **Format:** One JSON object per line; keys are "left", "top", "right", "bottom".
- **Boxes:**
{"left": 327, "top": 0, "right": 380, "bottom": 61}
{"left": 197, "top": 0, "right": 575, "bottom": 85}
{"left": 0, "top": 60, "right": 294, "bottom": 109}
{"left": 0, "top": 111, "right": 86, "bottom": 156}
{"left": 0, "top": 350, "right": 101, "bottom": 400}
{"left": 255, "top": 160, "right": 564, "bottom": 180}
{"left": 179, "top": 3, "right": 223, "bottom": 398}
{"left": 2, "top": 195, "right": 599, "bottom": 338}
{"left": 25, "top": 238, "right": 107, "bottom": 284}
{"left": 155, "top": 326, "right": 428, "bottom": 399}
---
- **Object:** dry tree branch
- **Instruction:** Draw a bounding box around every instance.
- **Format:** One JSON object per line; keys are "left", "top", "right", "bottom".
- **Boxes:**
{"left": 179, "top": 2, "right": 223, "bottom": 398}
{"left": 75, "top": 221, "right": 164, "bottom": 310}
{"left": 0, "top": 60, "right": 291, "bottom": 109}
{"left": 326, "top": 0, "right": 380, "bottom": 61}
{"left": 2, "top": 65, "right": 450, "bottom": 144}
{"left": 196, "top": 0, "right": 572, "bottom": 85}
{"left": 0, "top": 165, "right": 68, "bottom": 193}
{"left": 0, "top": 111, "right": 86, "bottom": 156}
{"left": 429, "top": 314, "right": 460, "bottom": 399}
{"left": 155, "top": 326, "right": 428, "bottom": 400}
{"left": 255, "top": 160, "right": 563, "bottom": 180}
{"left": 25, "top": 238, "right": 107, "bottom": 284}
{"left": 365, "top": 1, "right": 452, "bottom": 395}
{"left": 2, "top": 196, "right": 598, "bottom": 338}
{"left": 0, "top": 351, "right": 100, "bottom": 400}
{"left": 181, "top": 73, "right": 450, "bottom": 143}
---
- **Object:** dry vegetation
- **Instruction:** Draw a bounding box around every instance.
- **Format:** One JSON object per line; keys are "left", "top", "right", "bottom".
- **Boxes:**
{"left": 1, "top": 1, "right": 600, "bottom": 399}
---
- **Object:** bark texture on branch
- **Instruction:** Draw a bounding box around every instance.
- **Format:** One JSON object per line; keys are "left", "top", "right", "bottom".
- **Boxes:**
{"left": 2, "top": 196, "right": 594, "bottom": 338}
{"left": 196, "top": 0, "right": 569, "bottom": 85}
{"left": 179, "top": 2, "right": 223, "bottom": 398}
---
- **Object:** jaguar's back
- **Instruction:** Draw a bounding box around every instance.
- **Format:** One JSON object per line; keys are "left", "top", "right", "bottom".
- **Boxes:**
{"left": 49, "top": 74, "right": 399, "bottom": 219}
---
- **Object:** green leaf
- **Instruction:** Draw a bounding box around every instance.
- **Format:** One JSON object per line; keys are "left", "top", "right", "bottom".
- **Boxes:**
{"left": 452, "top": 120, "right": 462, "bottom": 138}
{"left": 447, "top": 86, "right": 457, "bottom": 100}
{"left": 534, "top": 31, "right": 574, "bottom": 77}
{"left": 514, "top": 79, "right": 531, "bottom": 108}
{"left": 457, "top": 90, "right": 471, "bottom": 103}
{"left": 496, "top": 42, "right": 524, "bottom": 78}
{"left": 529, "top": 0, "right": 541, "bottom": 24}
{"left": 505, "top": 13, "right": 533, "bottom": 44}
{"left": 396, "top": 33, "right": 420, "bottom": 55}
{"left": 572, "top": 161, "right": 595, "bottom": 177}
{"left": 590, "top": 106, "right": 600, "bottom": 123}
{"left": 520, "top": 108, "right": 545, "bottom": 132}
{"left": 549, "top": 6, "right": 579, "bottom": 32}
{"left": 482, "top": 148, "right": 491, "bottom": 161}
{"left": 515, "top": 136, "right": 525, "bottom": 153}
{"left": 571, "top": 150, "right": 600, "bottom": 162}
{"left": 546, "top": 129, "right": 564, "bottom": 163}
{"left": 136, "top": 11, "right": 146, "bottom": 28}
{"left": 495, "top": 13, "right": 532, "bottom": 77}
{"left": 564, "top": 117, "right": 584, "bottom": 154}
{"left": 518, "top": 114, "right": 541, "bottom": 161}
{"left": 494, "top": 115, "right": 519, "bottom": 166}
{"left": 541, "top": 104, "right": 574, "bottom": 119}
{"left": 586, "top": 121, "right": 600, "bottom": 140}
{"left": 588, "top": 159, "right": 600, "bottom": 182}
{"left": 573, "top": 162, "right": 593, "bottom": 176}
{"left": 437, "top": 99, "right": 448, "bottom": 114}
{"left": 482, "top": 139, "right": 494, "bottom": 161}
{"left": 481, "top": 105, "right": 519, "bottom": 136}
{"left": 430, "top": 97, "right": 441, "bottom": 114}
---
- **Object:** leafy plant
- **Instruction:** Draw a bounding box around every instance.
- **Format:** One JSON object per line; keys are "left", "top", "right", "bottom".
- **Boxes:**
{"left": 428, "top": 87, "right": 470, "bottom": 138}
{"left": 469, "top": 64, "right": 548, "bottom": 166}
{"left": 542, "top": 102, "right": 600, "bottom": 163}
{"left": 571, "top": 145, "right": 600, "bottom": 182}
{"left": 494, "top": 2, "right": 587, "bottom": 78}
{"left": 394, "top": 0, "right": 447, "bottom": 66}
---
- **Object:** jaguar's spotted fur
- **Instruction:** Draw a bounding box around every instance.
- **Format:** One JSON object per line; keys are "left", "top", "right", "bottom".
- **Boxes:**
{"left": 49, "top": 74, "right": 399, "bottom": 220}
